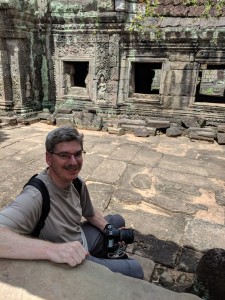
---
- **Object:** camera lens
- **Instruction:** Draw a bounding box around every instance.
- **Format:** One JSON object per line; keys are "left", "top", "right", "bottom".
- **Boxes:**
{"left": 120, "top": 229, "right": 134, "bottom": 244}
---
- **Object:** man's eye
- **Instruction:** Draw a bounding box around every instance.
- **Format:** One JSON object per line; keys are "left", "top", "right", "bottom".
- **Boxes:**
{"left": 59, "top": 153, "right": 69, "bottom": 159}
{"left": 75, "top": 151, "right": 82, "bottom": 157}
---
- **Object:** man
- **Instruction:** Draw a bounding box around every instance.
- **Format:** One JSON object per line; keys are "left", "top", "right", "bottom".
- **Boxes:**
{"left": 0, "top": 126, "right": 143, "bottom": 279}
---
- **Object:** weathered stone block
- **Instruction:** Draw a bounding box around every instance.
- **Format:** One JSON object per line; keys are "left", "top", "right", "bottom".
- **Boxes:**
{"left": 134, "top": 128, "right": 149, "bottom": 137}
{"left": 166, "top": 126, "right": 183, "bottom": 137}
{"left": 38, "top": 112, "right": 51, "bottom": 120}
{"left": 217, "top": 124, "right": 225, "bottom": 133}
{"left": 146, "top": 119, "right": 170, "bottom": 129}
{"left": 18, "top": 117, "right": 40, "bottom": 125}
{"left": 197, "top": 117, "right": 206, "bottom": 127}
{"left": 0, "top": 116, "right": 17, "bottom": 125}
{"left": 148, "top": 127, "right": 157, "bottom": 136}
{"left": 121, "top": 124, "right": 146, "bottom": 133}
{"left": 57, "top": 108, "right": 73, "bottom": 114}
{"left": 133, "top": 233, "right": 180, "bottom": 268}
{"left": 217, "top": 132, "right": 225, "bottom": 145}
{"left": 181, "top": 116, "right": 200, "bottom": 128}
{"left": 188, "top": 131, "right": 215, "bottom": 143}
{"left": 178, "top": 248, "right": 203, "bottom": 273}
{"left": 56, "top": 117, "right": 74, "bottom": 127}
{"left": 185, "top": 127, "right": 217, "bottom": 142}
{"left": 118, "top": 119, "right": 146, "bottom": 126}
{"left": 91, "top": 115, "right": 103, "bottom": 131}
{"left": 47, "top": 114, "right": 56, "bottom": 125}
{"left": 108, "top": 127, "right": 125, "bottom": 135}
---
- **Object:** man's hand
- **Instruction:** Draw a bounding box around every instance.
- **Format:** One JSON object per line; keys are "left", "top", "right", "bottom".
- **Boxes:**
{"left": 0, "top": 227, "right": 89, "bottom": 267}
{"left": 47, "top": 241, "right": 89, "bottom": 267}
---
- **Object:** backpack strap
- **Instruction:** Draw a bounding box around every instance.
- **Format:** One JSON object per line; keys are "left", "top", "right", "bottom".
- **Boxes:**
{"left": 73, "top": 177, "right": 83, "bottom": 196}
{"left": 24, "top": 174, "right": 50, "bottom": 238}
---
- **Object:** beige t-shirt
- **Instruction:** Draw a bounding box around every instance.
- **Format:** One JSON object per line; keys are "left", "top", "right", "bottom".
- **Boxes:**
{"left": 0, "top": 169, "right": 95, "bottom": 246}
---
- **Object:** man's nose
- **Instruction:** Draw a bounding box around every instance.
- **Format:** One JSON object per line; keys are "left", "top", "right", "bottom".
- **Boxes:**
{"left": 69, "top": 155, "right": 79, "bottom": 164}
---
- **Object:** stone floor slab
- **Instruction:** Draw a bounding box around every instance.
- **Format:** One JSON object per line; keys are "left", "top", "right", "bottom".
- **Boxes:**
{"left": 89, "top": 159, "right": 127, "bottom": 184}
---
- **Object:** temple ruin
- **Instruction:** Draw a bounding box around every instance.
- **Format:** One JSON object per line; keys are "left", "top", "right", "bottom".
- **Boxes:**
{"left": 1, "top": 0, "right": 225, "bottom": 138}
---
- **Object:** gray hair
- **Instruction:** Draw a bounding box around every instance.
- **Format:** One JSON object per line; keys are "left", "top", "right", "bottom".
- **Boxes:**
{"left": 45, "top": 126, "right": 84, "bottom": 153}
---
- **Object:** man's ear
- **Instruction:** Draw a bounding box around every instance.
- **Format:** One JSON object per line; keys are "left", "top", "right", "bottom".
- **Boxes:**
{"left": 46, "top": 152, "right": 51, "bottom": 167}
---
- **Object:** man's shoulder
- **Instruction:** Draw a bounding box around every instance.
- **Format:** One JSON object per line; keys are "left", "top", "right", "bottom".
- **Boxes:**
{"left": 22, "top": 170, "right": 50, "bottom": 200}
{"left": 36, "top": 169, "right": 49, "bottom": 183}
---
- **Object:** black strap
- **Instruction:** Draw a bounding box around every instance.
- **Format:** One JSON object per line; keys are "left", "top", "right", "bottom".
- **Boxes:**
{"left": 73, "top": 177, "right": 82, "bottom": 196}
{"left": 23, "top": 174, "right": 83, "bottom": 238}
{"left": 24, "top": 175, "right": 50, "bottom": 237}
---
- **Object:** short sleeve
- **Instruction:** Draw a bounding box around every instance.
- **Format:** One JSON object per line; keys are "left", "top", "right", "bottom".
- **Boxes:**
{"left": 0, "top": 185, "right": 43, "bottom": 235}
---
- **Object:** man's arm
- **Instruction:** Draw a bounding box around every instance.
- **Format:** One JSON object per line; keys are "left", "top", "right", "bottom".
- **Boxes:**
{"left": 0, "top": 227, "right": 88, "bottom": 267}
{"left": 85, "top": 210, "right": 108, "bottom": 231}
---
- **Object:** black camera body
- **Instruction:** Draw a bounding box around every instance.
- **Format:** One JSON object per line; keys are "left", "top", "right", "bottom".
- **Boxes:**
{"left": 104, "top": 224, "right": 134, "bottom": 252}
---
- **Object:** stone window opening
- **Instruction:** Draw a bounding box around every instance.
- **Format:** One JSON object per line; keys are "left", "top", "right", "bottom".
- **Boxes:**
{"left": 132, "top": 62, "right": 162, "bottom": 95}
{"left": 195, "top": 65, "right": 225, "bottom": 104}
{"left": 64, "top": 61, "right": 89, "bottom": 94}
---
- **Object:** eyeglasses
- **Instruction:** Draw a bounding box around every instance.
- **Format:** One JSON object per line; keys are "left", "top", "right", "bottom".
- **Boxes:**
{"left": 50, "top": 150, "right": 85, "bottom": 160}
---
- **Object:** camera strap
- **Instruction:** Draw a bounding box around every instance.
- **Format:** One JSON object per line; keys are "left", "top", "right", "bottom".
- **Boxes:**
{"left": 107, "top": 244, "right": 128, "bottom": 259}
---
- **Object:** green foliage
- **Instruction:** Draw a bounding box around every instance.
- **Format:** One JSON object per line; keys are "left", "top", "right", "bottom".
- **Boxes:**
{"left": 184, "top": 0, "right": 198, "bottom": 6}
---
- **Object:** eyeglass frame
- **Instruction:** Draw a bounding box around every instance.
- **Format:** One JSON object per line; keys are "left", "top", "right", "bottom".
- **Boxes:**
{"left": 49, "top": 149, "right": 86, "bottom": 160}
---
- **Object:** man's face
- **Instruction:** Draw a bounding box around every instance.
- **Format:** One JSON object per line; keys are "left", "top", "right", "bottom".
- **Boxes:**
{"left": 46, "top": 140, "right": 83, "bottom": 187}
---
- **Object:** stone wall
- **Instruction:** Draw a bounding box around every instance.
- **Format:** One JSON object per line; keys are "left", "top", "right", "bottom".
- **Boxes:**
{"left": 0, "top": 0, "right": 225, "bottom": 126}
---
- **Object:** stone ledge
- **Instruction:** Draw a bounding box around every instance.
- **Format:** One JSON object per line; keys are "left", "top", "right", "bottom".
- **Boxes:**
{"left": 0, "top": 259, "right": 201, "bottom": 300}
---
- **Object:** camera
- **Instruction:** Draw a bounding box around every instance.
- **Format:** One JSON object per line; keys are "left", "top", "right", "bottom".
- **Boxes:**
{"left": 104, "top": 224, "right": 134, "bottom": 252}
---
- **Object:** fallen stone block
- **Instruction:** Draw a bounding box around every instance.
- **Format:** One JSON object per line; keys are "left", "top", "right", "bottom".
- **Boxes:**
{"left": 217, "top": 132, "right": 225, "bottom": 145}
{"left": 0, "top": 259, "right": 201, "bottom": 300}
{"left": 108, "top": 127, "right": 125, "bottom": 135}
{"left": 181, "top": 116, "right": 200, "bottom": 128}
{"left": 118, "top": 118, "right": 147, "bottom": 126}
{"left": 120, "top": 124, "right": 146, "bottom": 133}
{"left": 146, "top": 119, "right": 170, "bottom": 129}
{"left": 185, "top": 127, "right": 216, "bottom": 135}
{"left": 166, "top": 126, "right": 183, "bottom": 137}
{"left": 134, "top": 128, "right": 149, "bottom": 137}
{"left": 38, "top": 112, "right": 51, "bottom": 120}
{"left": 185, "top": 127, "right": 216, "bottom": 142}
{"left": 188, "top": 131, "right": 215, "bottom": 143}
{"left": 148, "top": 127, "right": 157, "bottom": 136}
